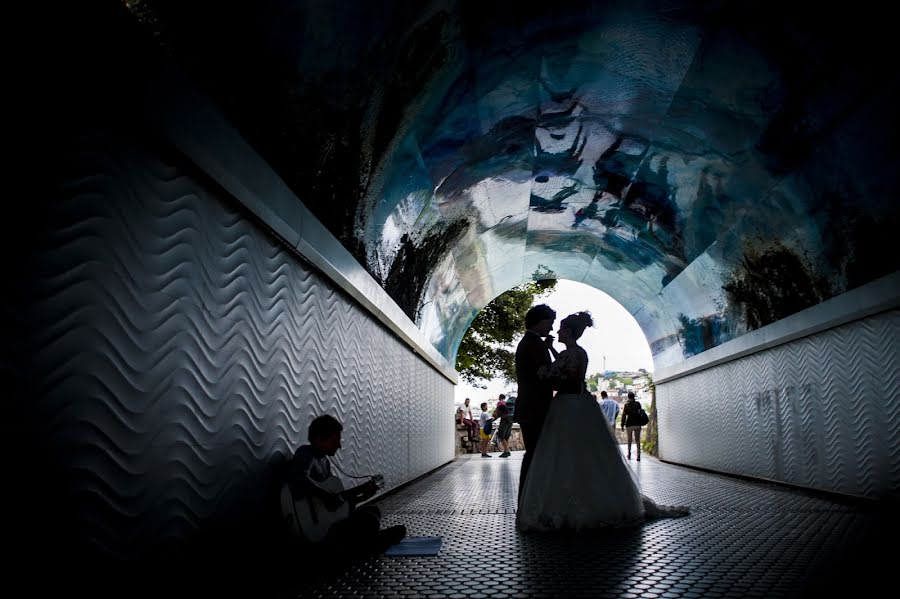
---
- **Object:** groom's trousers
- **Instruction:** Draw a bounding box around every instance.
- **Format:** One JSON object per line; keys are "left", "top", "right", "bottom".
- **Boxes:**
{"left": 517, "top": 421, "right": 543, "bottom": 502}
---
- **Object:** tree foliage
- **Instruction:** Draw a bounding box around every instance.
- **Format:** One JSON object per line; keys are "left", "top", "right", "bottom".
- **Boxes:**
{"left": 642, "top": 374, "right": 658, "bottom": 456}
{"left": 455, "top": 277, "right": 557, "bottom": 386}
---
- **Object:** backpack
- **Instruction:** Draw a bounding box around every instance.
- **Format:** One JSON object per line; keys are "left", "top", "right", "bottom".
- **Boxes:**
{"left": 483, "top": 418, "right": 493, "bottom": 435}
{"left": 628, "top": 401, "right": 650, "bottom": 427}
{"left": 636, "top": 405, "right": 650, "bottom": 426}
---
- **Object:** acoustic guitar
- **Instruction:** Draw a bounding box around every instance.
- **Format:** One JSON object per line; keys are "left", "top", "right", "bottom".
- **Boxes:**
{"left": 281, "top": 474, "right": 384, "bottom": 543}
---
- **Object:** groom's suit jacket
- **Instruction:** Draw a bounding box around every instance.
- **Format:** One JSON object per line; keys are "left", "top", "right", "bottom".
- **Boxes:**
{"left": 514, "top": 330, "right": 553, "bottom": 427}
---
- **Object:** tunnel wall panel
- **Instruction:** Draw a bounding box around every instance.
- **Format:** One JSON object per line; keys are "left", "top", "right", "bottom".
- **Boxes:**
{"left": 656, "top": 308, "right": 899, "bottom": 499}
{"left": 11, "top": 128, "right": 454, "bottom": 561}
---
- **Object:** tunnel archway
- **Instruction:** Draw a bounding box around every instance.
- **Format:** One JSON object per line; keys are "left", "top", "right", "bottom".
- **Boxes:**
{"left": 118, "top": 0, "right": 899, "bottom": 503}
{"left": 454, "top": 279, "right": 655, "bottom": 405}
{"left": 13, "top": 0, "right": 899, "bottom": 581}
{"left": 121, "top": 1, "right": 899, "bottom": 371}
{"left": 361, "top": 7, "right": 898, "bottom": 371}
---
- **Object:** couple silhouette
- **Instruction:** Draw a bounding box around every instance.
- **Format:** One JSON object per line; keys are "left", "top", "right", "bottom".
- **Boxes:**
{"left": 514, "top": 305, "right": 687, "bottom": 532}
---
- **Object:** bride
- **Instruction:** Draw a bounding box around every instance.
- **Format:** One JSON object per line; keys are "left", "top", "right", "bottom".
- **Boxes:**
{"left": 517, "top": 311, "right": 688, "bottom": 532}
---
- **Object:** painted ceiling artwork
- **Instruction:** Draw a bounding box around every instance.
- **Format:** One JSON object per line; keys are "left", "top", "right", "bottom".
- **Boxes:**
{"left": 128, "top": 0, "right": 899, "bottom": 368}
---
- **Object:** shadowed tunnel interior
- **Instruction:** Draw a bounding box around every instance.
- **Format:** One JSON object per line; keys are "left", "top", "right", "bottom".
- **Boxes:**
{"left": 9, "top": 0, "right": 899, "bottom": 596}
{"left": 123, "top": 0, "right": 899, "bottom": 363}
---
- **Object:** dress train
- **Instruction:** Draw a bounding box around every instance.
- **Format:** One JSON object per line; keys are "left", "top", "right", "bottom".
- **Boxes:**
{"left": 517, "top": 392, "right": 688, "bottom": 532}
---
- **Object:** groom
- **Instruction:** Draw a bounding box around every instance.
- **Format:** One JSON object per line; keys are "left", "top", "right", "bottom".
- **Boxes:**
{"left": 514, "top": 304, "right": 557, "bottom": 501}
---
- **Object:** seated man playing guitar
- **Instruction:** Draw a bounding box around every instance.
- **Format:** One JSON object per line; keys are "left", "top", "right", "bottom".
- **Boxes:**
{"left": 284, "top": 414, "right": 406, "bottom": 556}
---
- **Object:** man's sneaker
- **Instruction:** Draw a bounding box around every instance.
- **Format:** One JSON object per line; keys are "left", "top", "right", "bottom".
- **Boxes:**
{"left": 481, "top": 453, "right": 493, "bottom": 458}
{"left": 499, "top": 451, "right": 511, "bottom": 458}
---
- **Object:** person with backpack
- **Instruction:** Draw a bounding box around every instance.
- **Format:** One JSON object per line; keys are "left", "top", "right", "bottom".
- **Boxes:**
{"left": 621, "top": 392, "right": 649, "bottom": 461}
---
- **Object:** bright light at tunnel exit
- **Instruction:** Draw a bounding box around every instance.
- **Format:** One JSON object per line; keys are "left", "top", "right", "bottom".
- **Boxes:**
{"left": 454, "top": 279, "right": 654, "bottom": 404}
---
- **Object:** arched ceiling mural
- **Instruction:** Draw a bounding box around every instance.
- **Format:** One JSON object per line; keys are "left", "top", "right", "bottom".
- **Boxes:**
{"left": 126, "top": 0, "right": 899, "bottom": 368}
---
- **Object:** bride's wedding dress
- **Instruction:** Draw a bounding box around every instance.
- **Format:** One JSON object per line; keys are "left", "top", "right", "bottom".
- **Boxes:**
{"left": 517, "top": 346, "right": 688, "bottom": 532}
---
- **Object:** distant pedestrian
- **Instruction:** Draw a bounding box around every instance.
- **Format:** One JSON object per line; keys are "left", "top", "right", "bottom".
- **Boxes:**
{"left": 598, "top": 390, "right": 619, "bottom": 427}
{"left": 479, "top": 402, "right": 495, "bottom": 457}
{"left": 621, "top": 392, "right": 644, "bottom": 461}
{"left": 459, "top": 397, "right": 478, "bottom": 441}
{"left": 494, "top": 401, "right": 513, "bottom": 458}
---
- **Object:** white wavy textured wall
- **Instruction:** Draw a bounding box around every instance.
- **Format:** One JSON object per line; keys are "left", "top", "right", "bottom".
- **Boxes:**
{"left": 24, "top": 132, "right": 454, "bottom": 558}
{"left": 656, "top": 309, "right": 900, "bottom": 499}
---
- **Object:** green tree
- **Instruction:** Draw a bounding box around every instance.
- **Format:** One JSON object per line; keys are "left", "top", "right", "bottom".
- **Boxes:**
{"left": 642, "top": 373, "right": 658, "bottom": 456}
{"left": 455, "top": 277, "right": 557, "bottom": 385}
{"left": 585, "top": 372, "right": 603, "bottom": 391}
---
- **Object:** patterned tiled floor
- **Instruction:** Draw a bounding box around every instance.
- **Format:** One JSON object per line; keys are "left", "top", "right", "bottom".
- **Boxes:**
{"left": 286, "top": 448, "right": 894, "bottom": 598}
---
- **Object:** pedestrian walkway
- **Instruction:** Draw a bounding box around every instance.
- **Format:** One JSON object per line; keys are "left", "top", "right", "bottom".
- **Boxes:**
{"left": 288, "top": 448, "right": 894, "bottom": 598}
